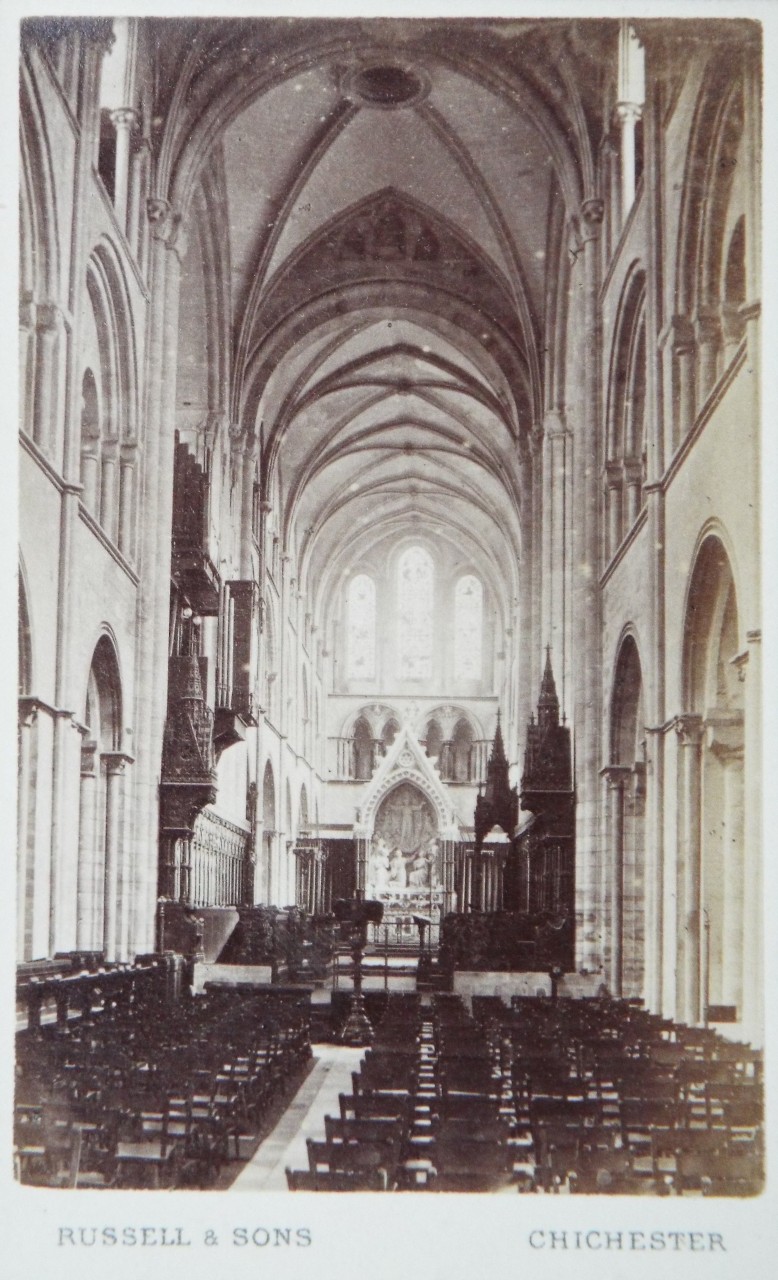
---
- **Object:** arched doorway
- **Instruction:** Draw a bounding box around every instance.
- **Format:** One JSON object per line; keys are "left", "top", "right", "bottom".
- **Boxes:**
{"left": 606, "top": 635, "right": 646, "bottom": 997}
{"left": 679, "top": 535, "right": 744, "bottom": 1025}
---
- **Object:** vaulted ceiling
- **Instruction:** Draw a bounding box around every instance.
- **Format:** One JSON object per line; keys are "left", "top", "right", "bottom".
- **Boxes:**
{"left": 168, "top": 17, "right": 613, "bottom": 622}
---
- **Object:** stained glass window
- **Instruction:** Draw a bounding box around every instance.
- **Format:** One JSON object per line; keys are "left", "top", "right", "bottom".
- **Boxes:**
{"left": 347, "top": 574, "right": 376, "bottom": 679}
{"left": 454, "top": 575, "right": 482, "bottom": 680}
{"left": 398, "top": 546, "right": 433, "bottom": 679}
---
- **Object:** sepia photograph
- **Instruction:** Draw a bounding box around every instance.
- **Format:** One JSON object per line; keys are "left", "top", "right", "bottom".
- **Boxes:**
{"left": 6, "top": 0, "right": 776, "bottom": 1274}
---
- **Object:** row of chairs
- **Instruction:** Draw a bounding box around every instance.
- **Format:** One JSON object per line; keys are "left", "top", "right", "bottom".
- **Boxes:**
{"left": 287, "top": 993, "right": 763, "bottom": 1194}
{"left": 15, "top": 989, "right": 312, "bottom": 1188}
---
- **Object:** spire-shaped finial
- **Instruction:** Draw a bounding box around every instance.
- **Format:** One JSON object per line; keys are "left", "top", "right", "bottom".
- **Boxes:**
{"left": 538, "top": 645, "right": 560, "bottom": 727}
{"left": 490, "top": 709, "right": 508, "bottom": 765}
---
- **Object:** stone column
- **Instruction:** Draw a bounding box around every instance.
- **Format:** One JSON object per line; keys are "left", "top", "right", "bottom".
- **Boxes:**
{"left": 109, "top": 107, "right": 137, "bottom": 234}
{"left": 241, "top": 430, "right": 259, "bottom": 579}
{"left": 603, "top": 767, "right": 630, "bottom": 997}
{"left": 572, "top": 198, "right": 604, "bottom": 975}
{"left": 615, "top": 102, "right": 642, "bottom": 214}
{"left": 128, "top": 135, "right": 152, "bottom": 273}
{"left": 102, "top": 752, "right": 129, "bottom": 959}
{"left": 719, "top": 746, "right": 744, "bottom": 1012}
{"left": 606, "top": 463, "right": 623, "bottom": 559}
{"left": 119, "top": 442, "right": 137, "bottom": 560}
{"left": 100, "top": 438, "right": 119, "bottom": 542}
{"left": 659, "top": 317, "right": 695, "bottom": 457}
{"left": 516, "top": 432, "right": 537, "bottom": 738}
{"left": 17, "top": 702, "right": 40, "bottom": 963}
{"left": 624, "top": 459, "right": 642, "bottom": 530}
{"left": 80, "top": 434, "right": 101, "bottom": 515}
{"left": 49, "top": 24, "right": 113, "bottom": 958}
{"left": 31, "top": 303, "right": 63, "bottom": 454}
{"left": 676, "top": 715, "right": 703, "bottom": 1024}
{"left": 131, "top": 198, "right": 187, "bottom": 955}
{"left": 740, "top": 632, "right": 761, "bottom": 1044}
{"left": 694, "top": 311, "right": 721, "bottom": 406}
{"left": 75, "top": 739, "right": 99, "bottom": 949}
{"left": 541, "top": 409, "right": 570, "bottom": 708}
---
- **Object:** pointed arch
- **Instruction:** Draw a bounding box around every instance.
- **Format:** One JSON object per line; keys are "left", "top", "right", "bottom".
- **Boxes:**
{"left": 451, "top": 716, "right": 475, "bottom": 783}
{"left": 353, "top": 715, "right": 374, "bottom": 781}
{"left": 74, "top": 633, "right": 127, "bottom": 959}
{"left": 678, "top": 533, "right": 745, "bottom": 1027}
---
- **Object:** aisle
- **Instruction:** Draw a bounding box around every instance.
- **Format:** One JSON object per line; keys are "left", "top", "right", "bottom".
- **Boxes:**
{"left": 231, "top": 1045, "right": 364, "bottom": 1192}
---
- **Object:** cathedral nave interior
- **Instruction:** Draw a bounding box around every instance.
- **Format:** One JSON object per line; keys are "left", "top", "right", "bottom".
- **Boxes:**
{"left": 16, "top": 14, "right": 762, "bottom": 1194}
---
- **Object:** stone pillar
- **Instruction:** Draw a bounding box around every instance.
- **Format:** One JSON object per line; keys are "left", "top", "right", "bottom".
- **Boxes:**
{"left": 19, "top": 294, "right": 36, "bottom": 427}
{"left": 542, "top": 409, "right": 570, "bottom": 707}
{"left": 676, "top": 715, "right": 703, "bottom": 1024}
{"left": 31, "top": 303, "right": 63, "bottom": 454}
{"left": 102, "top": 752, "right": 130, "bottom": 959}
{"left": 75, "top": 739, "right": 99, "bottom": 950}
{"left": 660, "top": 317, "right": 695, "bottom": 457}
{"left": 109, "top": 107, "right": 137, "bottom": 234}
{"left": 740, "top": 632, "right": 761, "bottom": 1044}
{"left": 241, "top": 430, "right": 259, "bottom": 579}
{"left": 606, "top": 463, "right": 623, "bottom": 559}
{"left": 603, "top": 767, "right": 630, "bottom": 997}
{"left": 48, "top": 24, "right": 113, "bottom": 959}
{"left": 624, "top": 459, "right": 642, "bottom": 530}
{"left": 615, "top": 102, "right": 642, "bottom": 214}
{"left": 17, "top": 702, "right": 40, "bottom": 963}
{"left": 128, "top": 135, "right": 152, "bottom": 272}
{"left": 119, "top": 442, "right": 137, "bottom": 559}
{"left": 719, "top": 746, "right": 744, "bottom": 1012}
{"left": 572, "top": 198, "right": 604, "bottom": 975}
{"left": 100, "top": 438, "right": 119, "bottom": 542}
{"left": 81, "top": 435, "right": 101, "bottom": 515}
{"left": 694, "top": 311, "right": 721, "bottom": 406}
{"left": 132, "top": 198, "right": 186, "bottom": 956}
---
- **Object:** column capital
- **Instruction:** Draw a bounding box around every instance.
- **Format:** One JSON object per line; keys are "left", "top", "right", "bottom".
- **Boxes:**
{"left": 605, "top": 459, "right": 624, "bottom": 488}
{"left": 81, "top": 739, "right": 99, "bottom": 776}
{"left": 35, "top": 302, "right": 64, "bottom": 334}
{"left": 102, "top": 750, "right": 134, "bottom": 774}
{"left": 580, "top": 197, "right": 605, "bottom": 238}
{"left": 623, "top": 457, "right": 644, "bottom": 485}
{"left": 601, "top": 764, "right": 631, "bottom": 788}
{"left": 675, "top": 713, "right": 704, "bottom": 745}
{"left": 543, "top": 407, "right": 568, "bottom": 438}
{"left": 705, "top": 709, "right": 744, "bottom": 758}
{"left": 147, "top": 198, "right": 187, "bottom": 257}
{"left": 614, "top": 100, "right": 643, "bottom": 126}
{"left": 694, "top": 310, "right": 723, "bottom": 348}
{"left": 19, "top": 294, "right": 36, "bottom": 332}
{"left": 109, "top": 107, "right": 138, "bottom": 132}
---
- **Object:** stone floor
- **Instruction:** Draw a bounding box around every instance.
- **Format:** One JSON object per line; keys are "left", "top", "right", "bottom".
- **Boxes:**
{"left": 230, "top": 1044, "right": 365, "bottom": 1191}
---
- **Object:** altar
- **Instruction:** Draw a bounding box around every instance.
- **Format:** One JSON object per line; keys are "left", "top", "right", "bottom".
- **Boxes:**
{"left": 355, "top": 728, "right": 460, "bottom": 947}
